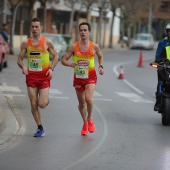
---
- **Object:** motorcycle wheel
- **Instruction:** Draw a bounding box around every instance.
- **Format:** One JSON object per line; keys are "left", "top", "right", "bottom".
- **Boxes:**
{"left": 162, "top": 97, "right": 170, "bottom": 126}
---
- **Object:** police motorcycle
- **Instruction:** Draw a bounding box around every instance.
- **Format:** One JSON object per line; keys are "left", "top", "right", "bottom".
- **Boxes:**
{"left": 150, "top": 59, "right": 170, "bottom": 126}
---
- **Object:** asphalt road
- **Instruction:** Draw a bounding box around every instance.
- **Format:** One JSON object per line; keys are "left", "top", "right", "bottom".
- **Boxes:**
{"left": 0, "top": 47, "right": 169, "bottom": 170}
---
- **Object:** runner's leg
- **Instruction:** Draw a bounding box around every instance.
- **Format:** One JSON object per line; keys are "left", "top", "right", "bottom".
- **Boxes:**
{"left": 38, "top": 87, "right": 49, "bottom": 108}
{"left": 76, "top": 90, "right": 87, "bottom": 123}
{"left": 27, "top": 87, "right": 41, "bottom": 126}
{"left": 85, "top": 84, "right": 95, "bottom": 119}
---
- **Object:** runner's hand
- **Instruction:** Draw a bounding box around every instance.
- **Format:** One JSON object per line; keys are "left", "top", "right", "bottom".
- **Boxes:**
{"left": 22, "top": 66, "right": 28, "bottom": 75}
{"left": 70, "top": 62, "right": 78, "bottom": 68}
{"left": 46, "top": 69, "right": 53, "bottom": 79}
{"left": 98, "top": 67, "right": 104, "bottom": 75}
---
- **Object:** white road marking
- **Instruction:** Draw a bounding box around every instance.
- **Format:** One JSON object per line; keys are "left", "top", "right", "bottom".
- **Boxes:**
{"left": 129, "top": 98, "right": 154, "bottom": 103}
{"left": 93, "top": 98, "right": 112, "bottom": 101}
{"left": 115, "top": 92, "right": 154, "bottom": 103}
{"left": 4, "top": 94, "right": 26, "bottom": 97}
{"left": 93, "top": 91, "right": 102, "bottom": 96}
{"left": 49, "top": 96, "right": 69, "bottom": 99}
{"left": 93, "top": 91, "right": 112, "bottom": 101}
{"left": 115, "top": 92, "right": 140, "bottom": 98}
{"left": 113, "top": 64, "right": 144, "bottom": 94}
{"left": 0, "top": 86, "right": 21, "bottom": 92}
{"left": 49, "top": 88, "right": 62, "bottom": 95}
{"left": 123, "top": 79, "right": 144, "bottom": 94}
{"left": 1, "top": 82, "right": 7, "bottom": 86}
{"left": 0, "top": 85, "right": 111, "bottom": 101}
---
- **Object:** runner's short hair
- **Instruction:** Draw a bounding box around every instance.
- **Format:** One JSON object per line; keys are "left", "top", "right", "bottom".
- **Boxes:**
{"left": 79, "top": 22, "right": 91, "bottom": 31}
{"left": 31, "top": 18, "right": 42, "bottom": 25}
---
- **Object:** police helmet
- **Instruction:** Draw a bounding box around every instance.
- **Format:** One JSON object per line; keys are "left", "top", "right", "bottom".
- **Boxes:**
{"left": 165, "top": 23, "right": 170, "bottom": 35}
{"left": 165, "top": 23, "right": 170, "bottom": 30}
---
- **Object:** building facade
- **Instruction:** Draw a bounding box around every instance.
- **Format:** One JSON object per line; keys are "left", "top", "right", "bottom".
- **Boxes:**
{"left": 1, "top": 0, "right": 170, "bottom": 50}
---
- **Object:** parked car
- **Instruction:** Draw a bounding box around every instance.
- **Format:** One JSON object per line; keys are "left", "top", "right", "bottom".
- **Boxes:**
{"left": 0, "top": 34, "right": 9, "bottom": 71}
{"left": 42, "top": 33, "right": 67, "bottom": 60}
{"left": 130, "top": 33, "right": 154, "bottom": 50}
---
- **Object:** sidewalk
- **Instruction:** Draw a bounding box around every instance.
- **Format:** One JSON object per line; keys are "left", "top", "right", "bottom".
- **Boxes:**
{"left": 14, "top": 48, "right": 20, "bottom": 56}
{"left": 0, "top": 91, "right": 18, "bottom": 151}
{"left": 0, "top": 91, "right": 6, "bottom": 134}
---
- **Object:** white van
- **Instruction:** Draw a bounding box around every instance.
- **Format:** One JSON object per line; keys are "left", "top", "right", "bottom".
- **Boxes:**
{"left": 130, "top": 33, "right": 154, "bottom": 50}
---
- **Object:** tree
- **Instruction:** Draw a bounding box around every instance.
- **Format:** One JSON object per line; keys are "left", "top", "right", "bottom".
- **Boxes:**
{"left": 120, "top": 0, "right": 148, "bottom": 46}
{"left": 39, "top": 0, "right": 48, "bottom": 33}
{"left": 64, "top": 0, "right": 82, "bottom": 35}
{"left": 109, "top": 0, "right": 124, "bottom": 48}
{"left": 81, "top": 0, "right": 97, "bottom": 23}
{"left": 94, "top": 0, "right": 110, "bottom": 47}
{"left": 8, "top": 0, "right": 37, "bottom": 54}
{"left": 8, "top": 0, "right": 22, "bottom": 54}
{"left": 73, "top": 0, "right": 97, "bottom": 40}
{"left": 64, "top": 0, "right": 98, "bottom": 37}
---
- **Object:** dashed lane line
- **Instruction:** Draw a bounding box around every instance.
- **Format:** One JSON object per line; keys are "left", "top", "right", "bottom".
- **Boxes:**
{"left": 0, "top": 86, "right": 21, "bottom": 92}
{"left": 115, "top": 92, "right": 154, "bottom": 103}
{"left": 0, "top": 86, "right": 113, "bottom": 101}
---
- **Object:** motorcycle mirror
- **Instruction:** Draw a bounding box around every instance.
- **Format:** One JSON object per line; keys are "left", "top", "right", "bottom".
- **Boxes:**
{"left": 150, "top": 62, "right": 158, "bottom": 68}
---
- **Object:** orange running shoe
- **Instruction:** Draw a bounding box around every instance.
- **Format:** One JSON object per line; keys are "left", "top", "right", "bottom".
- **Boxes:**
{"left": 81, "top": 123, "right": 88, "bottom": 136}
{"left": 88, "top": 118, "right": 96, "bottom": 133}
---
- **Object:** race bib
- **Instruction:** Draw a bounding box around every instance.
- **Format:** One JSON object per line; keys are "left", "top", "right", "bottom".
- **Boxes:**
{"left": 29, "top": 59, "right": 42, "bottom": 71}
{"left": 75, "top": 65, "right": 88, "bottom": 78}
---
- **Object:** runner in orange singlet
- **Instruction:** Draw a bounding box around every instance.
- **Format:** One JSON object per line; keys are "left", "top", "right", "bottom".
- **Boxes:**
{"left": 62, "top": 22, "right": 104, "bottom": 136}
{"left": 17, "top": 18, "right": 58, "bottom": 137}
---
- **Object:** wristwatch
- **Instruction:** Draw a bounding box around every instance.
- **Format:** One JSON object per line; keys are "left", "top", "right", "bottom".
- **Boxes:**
{"left": 99, "top": 65, "right": 103, "bottom": 69}
{"left": 50, "top": 67, "right": 54, "bottom": 71}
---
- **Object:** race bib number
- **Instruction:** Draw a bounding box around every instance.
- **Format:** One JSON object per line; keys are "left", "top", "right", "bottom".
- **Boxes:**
{"left": 75, "top": 65, "right": 88, "bottom": 78}
{"left": 29, "top": 59, "right": 42, "bottom": 71}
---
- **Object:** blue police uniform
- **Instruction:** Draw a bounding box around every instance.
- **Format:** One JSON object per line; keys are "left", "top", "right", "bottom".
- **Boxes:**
{"left": 155, "top": 37, "right": 170, "bottom": 60}
{"left": 154, "top": 36, "right": 170, "bottom": 111}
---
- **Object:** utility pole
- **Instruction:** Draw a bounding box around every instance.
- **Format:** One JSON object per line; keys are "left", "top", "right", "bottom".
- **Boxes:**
{"left": 2, "top": 0, "right": 7, "bottom": 23}
{"left": 148, "top": 1, "right": 152, "bottom": 34}
{"left": 68, "top": 0, "right": 75, "bottom": 35}
{"left": 1, "top": 0, "right": 11, "bottom": 24}
{"left": 41, "top": 0, "right": 47, "bottom": 33}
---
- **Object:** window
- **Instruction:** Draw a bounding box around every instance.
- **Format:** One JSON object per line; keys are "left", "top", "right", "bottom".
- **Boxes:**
{"left": 160, "top": 1, "right": 170, "bottom": 12}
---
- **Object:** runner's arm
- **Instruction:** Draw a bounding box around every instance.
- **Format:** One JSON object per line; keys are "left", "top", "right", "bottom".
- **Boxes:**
{"left": 17, "top": 40, "right": 28, "bottom": 75}
{"left": 61, "top": 45, "right": 78, "bottom": 68}
{"left": 94, "top": 44, "right": 104, "bottom": 75}
{"left": 47, "top": 39, "right": 59, "bottom": 70}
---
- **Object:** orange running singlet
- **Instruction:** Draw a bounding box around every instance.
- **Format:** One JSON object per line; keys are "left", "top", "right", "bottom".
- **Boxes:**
{"left": 73, "top": 41, "right": 97, "bottom": 80}
{"left": 26, "top": 36, "right": 50, "bottom": 81}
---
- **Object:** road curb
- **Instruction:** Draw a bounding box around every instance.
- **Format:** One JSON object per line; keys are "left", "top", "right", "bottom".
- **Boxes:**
{"left": 0, "top": 91, "right": 6, "bottom": 134}
{"left": 0, "top": 93, "right": 25, "bottom": 151}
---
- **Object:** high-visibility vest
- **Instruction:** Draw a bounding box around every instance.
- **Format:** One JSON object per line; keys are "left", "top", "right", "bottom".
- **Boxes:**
{"left": 165, "top": 46, "right": 170, "bottom": 60}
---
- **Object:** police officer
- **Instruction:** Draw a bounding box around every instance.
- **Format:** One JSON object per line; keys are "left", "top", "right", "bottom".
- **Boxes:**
{"left": 154, "top": 23, "right": 170, "bottom": 111}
